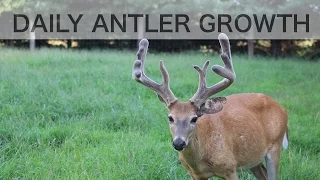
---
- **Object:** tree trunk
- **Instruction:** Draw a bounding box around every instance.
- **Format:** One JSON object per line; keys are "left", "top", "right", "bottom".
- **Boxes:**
{"left": 271, "top": 40, "right": 281, "bottom": 57}
{"left": 315, "top": 40, "right": 320, "bottom": 48}
{"left": 4, "top": 40, "right": 13, "bottom": 47}
{"left": 67, "top": 40, "right": 72, "bottom": 48}
{"left": 29, "top": 18, "right": 36, "bottom": 50}
{"left": 247, "top": 29, "right": 254, "bottom": 59}
{"left": 248, "top": 40, "right": 254, "bottom": 59}
{"left": 137, "top": 18, "right": 145, "bottom": 48}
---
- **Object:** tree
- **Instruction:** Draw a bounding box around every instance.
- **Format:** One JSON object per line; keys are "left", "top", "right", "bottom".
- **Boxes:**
{"left": 0, "top": 0, "right": 26, "bottom": 47}
{"left": 268, "top": 0, "right": 317, "bottom": 57}
{"left": 0, "top": 0, "right": 25, "bottom": 14}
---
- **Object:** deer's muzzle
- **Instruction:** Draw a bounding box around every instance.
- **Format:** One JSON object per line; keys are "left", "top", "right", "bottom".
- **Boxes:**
{"left": 172, "top": 138, "right": 186, "bottom": 151}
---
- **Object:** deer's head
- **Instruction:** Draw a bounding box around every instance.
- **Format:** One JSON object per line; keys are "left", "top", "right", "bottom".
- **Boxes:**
{"left": 132, "top": 33, "right": 235, "bottom": 151}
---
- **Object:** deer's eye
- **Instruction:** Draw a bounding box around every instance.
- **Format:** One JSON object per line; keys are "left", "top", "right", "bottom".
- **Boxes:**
{"left": 168, "top": 116, "right": 174, "bottom": 123}
{"left": 190, "top": 117, "right": 198, "bottom": 124}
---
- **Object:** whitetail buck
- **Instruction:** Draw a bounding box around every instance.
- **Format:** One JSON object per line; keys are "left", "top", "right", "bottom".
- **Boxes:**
{"left": 132, "top": 33, "right": 288, "bottom": 180}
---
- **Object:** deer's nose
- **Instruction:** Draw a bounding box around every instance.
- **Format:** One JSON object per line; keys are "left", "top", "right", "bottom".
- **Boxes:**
{"left": 172, "top": 138, "right": 186, "bottom": 151}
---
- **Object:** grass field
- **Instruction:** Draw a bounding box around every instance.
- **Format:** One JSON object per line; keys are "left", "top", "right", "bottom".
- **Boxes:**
{"left": 0, "top": 48, "right": 319, "bottom": 179}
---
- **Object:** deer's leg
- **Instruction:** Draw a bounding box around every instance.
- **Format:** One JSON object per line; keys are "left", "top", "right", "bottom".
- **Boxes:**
{"left": 179, "top": 158, "right": 199, "bottom": 180}
{"left": 192, "top": 177, "right": 208, "bottom": 180}
{"left": 265, "top": 143, "right": 281, "bottom": 180}
{"left": 250, "top": 163, "right": 267, "bottom": 180}
{"left": 224, "top": 171, "right": 238, "bottom": 180}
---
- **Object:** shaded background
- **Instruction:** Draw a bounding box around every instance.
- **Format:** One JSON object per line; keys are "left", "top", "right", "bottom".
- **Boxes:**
{"left": 0, "top": 0, "right": 319, "bottom": 60}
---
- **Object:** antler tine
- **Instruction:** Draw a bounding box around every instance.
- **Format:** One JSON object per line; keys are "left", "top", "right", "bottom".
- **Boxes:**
{"left": 132, "top": 39, "right": 177, "bottom": 107}
{"left": 212, "top": 33, "right": 235, "bottom": 81}
{"left": 190, "top": 33, "right": 236, "bottom": 108}
{"left": 192, "top": 60, "right": 209, "bottom": 94}
{"left": 218, "top": 33, "right": 231, "bottom": 61}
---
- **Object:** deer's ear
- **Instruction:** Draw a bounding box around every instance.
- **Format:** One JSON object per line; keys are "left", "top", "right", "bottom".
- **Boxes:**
{"left": 197, "top": 97, "right": 226, "bottom": 116}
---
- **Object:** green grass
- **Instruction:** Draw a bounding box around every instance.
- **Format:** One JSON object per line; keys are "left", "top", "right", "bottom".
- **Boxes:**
{"left": 0, "top": 48, "right": 319, "bottom": 179}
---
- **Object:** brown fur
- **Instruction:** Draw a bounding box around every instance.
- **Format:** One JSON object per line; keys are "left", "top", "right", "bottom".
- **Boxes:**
{"left": 133, "top": 34, "right": 287, "bottom": 179}
{"left": 168, "top": 93, "right": 288, "bottom": 180}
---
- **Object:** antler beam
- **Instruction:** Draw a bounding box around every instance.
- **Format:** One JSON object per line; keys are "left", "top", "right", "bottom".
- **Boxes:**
{"left": 190, "top": 33, "right": 236, "bottom": 108}
{"left": 132, "top": 39, "right": 177, "bottom": 106}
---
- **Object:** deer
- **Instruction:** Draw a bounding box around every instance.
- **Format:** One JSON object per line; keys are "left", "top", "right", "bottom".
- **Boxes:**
{"left": 132, "top": 33, "right": 288, "bottom": 180}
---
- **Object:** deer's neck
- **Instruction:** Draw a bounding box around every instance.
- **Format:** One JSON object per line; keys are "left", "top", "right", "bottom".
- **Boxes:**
{"left": 179, "top": 122, "right": 224, "bottom": 164}
{"left": 180, "top": 130, "right": 201, "bottom": 160}
{"left": 178, "top": 130, "right": 211, "bottom": 175}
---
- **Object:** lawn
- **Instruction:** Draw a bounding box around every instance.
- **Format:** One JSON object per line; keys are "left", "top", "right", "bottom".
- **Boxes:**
{"left": 0, "top": 48, "right": 319, "bottom": 179}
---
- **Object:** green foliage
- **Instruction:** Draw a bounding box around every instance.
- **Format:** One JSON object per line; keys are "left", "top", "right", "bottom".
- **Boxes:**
{"left": 0, "top": 0, "right": 25, "bottom": 14}
{"left": 0, "top": 49, "right": 319, "bottom": 179}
